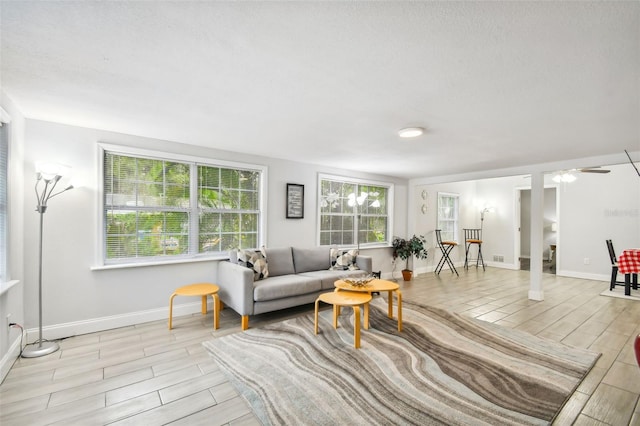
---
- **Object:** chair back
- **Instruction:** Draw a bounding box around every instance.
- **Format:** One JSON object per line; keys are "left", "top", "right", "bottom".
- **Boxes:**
{"left": 464, "top": 229, "right": 482, "bottom": 241}
{"left": 435, "top": 230, "right": 444, "bottom": 246}
{"left": 606, "top": 239, "right": 617, "bottom": 265}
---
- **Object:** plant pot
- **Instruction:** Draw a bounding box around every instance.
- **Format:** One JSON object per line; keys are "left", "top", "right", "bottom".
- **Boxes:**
{"left": 401, "top": 269, "right": 413, "bottom": 281}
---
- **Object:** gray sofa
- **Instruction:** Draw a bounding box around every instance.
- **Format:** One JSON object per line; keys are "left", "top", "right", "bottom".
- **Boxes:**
{"left": 216, "top": 246, "right": 372, "bottom": 330}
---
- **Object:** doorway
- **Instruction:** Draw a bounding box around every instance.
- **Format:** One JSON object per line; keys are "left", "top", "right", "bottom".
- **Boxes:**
{"left": 517, "top": 187, "right": 558, "bottom": 273}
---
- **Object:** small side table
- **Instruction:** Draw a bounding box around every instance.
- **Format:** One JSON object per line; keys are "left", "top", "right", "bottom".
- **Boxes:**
{"left": 314, "top": 291, "right": 371, "bottom": 349}
{"left": 334, "top": 279, "right": 403, "bottom": 332}
{"left": 169, "top": 283, "right": 220, "bottom": 330}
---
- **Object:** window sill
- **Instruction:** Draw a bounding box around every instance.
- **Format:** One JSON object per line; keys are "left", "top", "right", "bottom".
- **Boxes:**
{"left": 90, "top": 255, "right": 229, "bottom": 271}
{"left": 0, "top": 280, "right": 20, "bottom": 297}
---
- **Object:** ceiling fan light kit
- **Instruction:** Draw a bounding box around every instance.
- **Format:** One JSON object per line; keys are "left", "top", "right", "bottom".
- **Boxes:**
{"left": 552, "top": 172, "right": 577, "bottom": 183}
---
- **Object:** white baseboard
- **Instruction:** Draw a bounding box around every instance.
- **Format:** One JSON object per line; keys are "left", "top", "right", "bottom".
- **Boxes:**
{"left": 556, "top": 270, "right": 608, "bottom": 282}
{"left": 25, "top": 300, "right": 213, "bottom": 342}
{"left": 1, "top": 333, "right": 23, "bottom": 383}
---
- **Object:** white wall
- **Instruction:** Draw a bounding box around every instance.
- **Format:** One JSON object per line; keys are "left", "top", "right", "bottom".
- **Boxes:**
{"left": 411, "top": 180, "right": 476, "bottom": 274}
{"left": 557, "top": 165, "right": 640, "bottom": 280}
{"left": 18, "top": 119, "right": 407, "bottom": 340}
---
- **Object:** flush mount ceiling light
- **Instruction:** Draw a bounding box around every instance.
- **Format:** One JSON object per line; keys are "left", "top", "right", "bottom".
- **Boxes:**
{"left": 398, "top": 127, "right": 424, "bottom": 138}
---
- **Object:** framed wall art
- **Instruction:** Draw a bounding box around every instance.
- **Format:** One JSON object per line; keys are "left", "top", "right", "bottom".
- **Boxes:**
{"left": 286, "top": 183, "right": 304, "bottom": 219}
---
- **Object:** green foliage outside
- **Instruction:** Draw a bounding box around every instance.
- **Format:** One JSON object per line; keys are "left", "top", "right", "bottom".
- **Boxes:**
{"left": 105, "top": 153, "right": 260, "bottom": 260}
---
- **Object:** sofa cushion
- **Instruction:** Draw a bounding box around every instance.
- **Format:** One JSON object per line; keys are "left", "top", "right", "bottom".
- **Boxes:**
{"left": 253, "top": 275, "right": 321, "bottom": 302}
{"left": 236, "top": 248, "right": 269, "bottom": 281}
{"left": 292, "top": 247, "right": 331, "bottom": 273}
{"left": 330, "top": 248, "right": 360, "bottom": 271}
{"left": 263, "top": 247, "right": 296, "bottom": 277}
{"left": 298, "top": 269, "right": 367, "bottom": 290}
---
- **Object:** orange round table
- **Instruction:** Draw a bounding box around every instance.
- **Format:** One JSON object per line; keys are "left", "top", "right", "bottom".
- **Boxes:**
{"left": 169, "top": 283, "right": 220, "bottom": 330}
{"left": 334, "top": 279, "right": 402, "bottom": 332}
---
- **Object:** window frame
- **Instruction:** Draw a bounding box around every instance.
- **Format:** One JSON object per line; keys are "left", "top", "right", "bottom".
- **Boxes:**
{"left": 437, "top": 192, "right": 460, "bottom": 243}
{"left": 0, "top": 120, "right": 8, "bottom": 282}
{"left": 317, "top": 173, "right": 394, "bottom": 248}
{"left": 98, "top": 144, "right": 268, "bottom": 266}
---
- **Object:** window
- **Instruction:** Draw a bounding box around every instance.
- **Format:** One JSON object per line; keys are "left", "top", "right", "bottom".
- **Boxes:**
{"left": 437, "top": 192, "right": 459, "bottom": 243}
{"left": 318, "top": 174, "right": 393, "bottom": 247}
{"left": 0, "top": 122, "right": 7, "bottom": 280}
{"left": 102, "top": 147, "right": 265, "bottom": 264}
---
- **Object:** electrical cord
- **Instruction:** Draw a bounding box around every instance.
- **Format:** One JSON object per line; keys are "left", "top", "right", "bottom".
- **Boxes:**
{"left": 9, "top": 323, "right": 25, "bottom": 356}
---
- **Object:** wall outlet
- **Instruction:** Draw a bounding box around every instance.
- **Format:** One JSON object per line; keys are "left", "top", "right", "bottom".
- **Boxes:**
{"left": 584, "top": 258, "right": 590, "bottom": 265}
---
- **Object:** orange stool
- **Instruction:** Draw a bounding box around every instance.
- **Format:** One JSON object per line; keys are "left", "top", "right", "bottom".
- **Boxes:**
{"left": 314, "top": 291, "right": 371, "bottom": 349}
{"left": 169, "top": 283, "right": 220, "bottom": 330}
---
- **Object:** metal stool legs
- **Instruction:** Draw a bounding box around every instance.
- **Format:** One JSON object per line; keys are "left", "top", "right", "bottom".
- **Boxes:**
{"left": 463, "top": 228, "right": 485, "bottom": 271}
{"left": 436, "top": 242, "right": 459, "bottom": 276}
{"left": 464, "top": 241, "right": 485, "bottom": 270}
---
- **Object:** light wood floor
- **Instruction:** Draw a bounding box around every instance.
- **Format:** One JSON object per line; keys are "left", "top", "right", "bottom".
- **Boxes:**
{"left": 1, "top": 268, "right": 639, "bottom": 425}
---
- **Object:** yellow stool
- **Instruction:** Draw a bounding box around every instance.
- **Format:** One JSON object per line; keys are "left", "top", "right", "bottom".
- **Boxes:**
{"left": 314, "top": 291, "right": 371, "bottom": 349}
{"left": 169, "top": 283, "right": 220, "bottom": 330}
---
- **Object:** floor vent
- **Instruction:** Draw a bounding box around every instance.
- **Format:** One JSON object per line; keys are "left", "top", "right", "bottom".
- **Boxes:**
{"left": 493, "top": 255, "right": 504, "bottom": 262}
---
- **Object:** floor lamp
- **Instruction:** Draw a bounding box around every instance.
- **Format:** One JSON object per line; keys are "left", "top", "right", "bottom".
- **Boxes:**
{"left": 21, "top": 164, "right": 73, "bottom": 358}
{"left": 480, "top": 207, "right": 492, "bottom": 232}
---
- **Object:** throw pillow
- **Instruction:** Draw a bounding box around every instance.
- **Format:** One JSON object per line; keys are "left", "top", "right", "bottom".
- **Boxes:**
{"left": 237, "top": 248, "right": 269, "bottom": 281}
{"left": 330, "top": 248, "right": 359, "bottom": 271}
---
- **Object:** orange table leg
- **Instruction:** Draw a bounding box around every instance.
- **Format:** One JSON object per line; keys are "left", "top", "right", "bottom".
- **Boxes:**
{"left": 396, "top": 289, "right": 403, "bottom": 332}
{"left": 387, "top": 290, "right": 393, "bottom": 318}
{"left": 314, "top": 298, "right": 320, "bottom": 334}
{"left": 168, "top": 293, "right": 177, "bottom": 330}
{"left": 353, "top": 305, "right": 361, "bottom": 348}
{"left": 201, "top": 295, "right": 207, "bottom": 314}
{"left": 212, "top": 294, "right": 220, "bottom": 330}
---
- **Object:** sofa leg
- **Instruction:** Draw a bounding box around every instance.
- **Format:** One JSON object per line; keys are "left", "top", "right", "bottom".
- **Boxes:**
{"left": 241, "top": 315, "right": 249, "bottom": 330}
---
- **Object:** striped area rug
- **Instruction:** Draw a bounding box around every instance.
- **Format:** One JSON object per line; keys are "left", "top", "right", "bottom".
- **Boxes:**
{"left": 203, "top": 298, "right": 599, "bottom": 425}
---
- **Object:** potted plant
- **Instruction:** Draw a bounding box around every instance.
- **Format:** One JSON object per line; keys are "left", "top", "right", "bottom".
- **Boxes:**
{"left": 392, "top": 235, "right": 428, "bottom": 281}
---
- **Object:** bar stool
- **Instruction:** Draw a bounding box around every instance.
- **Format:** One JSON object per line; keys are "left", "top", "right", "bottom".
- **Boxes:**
{"left": 463, "top": 228, "right": 485, "bottom": 270}
{"left": 435, "top": 230, "right": 459, "bottom": 276}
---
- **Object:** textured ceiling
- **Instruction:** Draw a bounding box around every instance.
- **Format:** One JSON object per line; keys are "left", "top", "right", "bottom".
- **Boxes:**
{"left": 1, "top": 1, "right": 638, "bottom": 179}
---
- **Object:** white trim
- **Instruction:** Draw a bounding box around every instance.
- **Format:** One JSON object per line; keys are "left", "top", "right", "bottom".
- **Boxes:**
{"left": 0, "top": 107, "right": 10, "bottom": 125}
{"left": 556, "top": 270, "right": 609, "bottom": 282}
{"left": 0, "top": 333, "right": 22, "bottom": 383}
{"left": 0, "top": 279, "right": 19, "bottom": 297}
{"left": 90, "top": 256, "right": 223, "bottom": 271}
{"left": 25, "top": 300, "right": 216, "bottom": 342}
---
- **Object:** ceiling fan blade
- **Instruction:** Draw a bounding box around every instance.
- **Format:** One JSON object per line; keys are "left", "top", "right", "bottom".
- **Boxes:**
{"left": 578, "top": 168, "right": 610, "bottom": 174}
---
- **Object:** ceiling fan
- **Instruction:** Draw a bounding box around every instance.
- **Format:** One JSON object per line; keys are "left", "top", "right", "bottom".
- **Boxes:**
{"left": 551, "top": 167, "right": 610, "bottom": 183}
{"left": 573, "top": 167, "right": 611, "bottom": 174}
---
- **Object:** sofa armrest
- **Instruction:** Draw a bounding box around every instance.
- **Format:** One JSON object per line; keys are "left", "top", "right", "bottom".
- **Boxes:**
{"left": 356, "top": 255, "right": 372, "bottom": 273}
{"left": 216, "top": 261, "right": 255, "bottom": 316}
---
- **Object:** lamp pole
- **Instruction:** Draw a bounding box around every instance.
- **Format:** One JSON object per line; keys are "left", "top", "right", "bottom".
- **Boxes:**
{"left": 22, "top": 170, "right": 73, "bottom": 358}
{"left": 480, "top": 207, "right": 490, "bottom": 233}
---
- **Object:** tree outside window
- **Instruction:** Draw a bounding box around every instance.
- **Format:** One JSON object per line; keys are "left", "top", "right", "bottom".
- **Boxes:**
{"left": 104, "top": 151, "right": 263, "bottom": 264}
